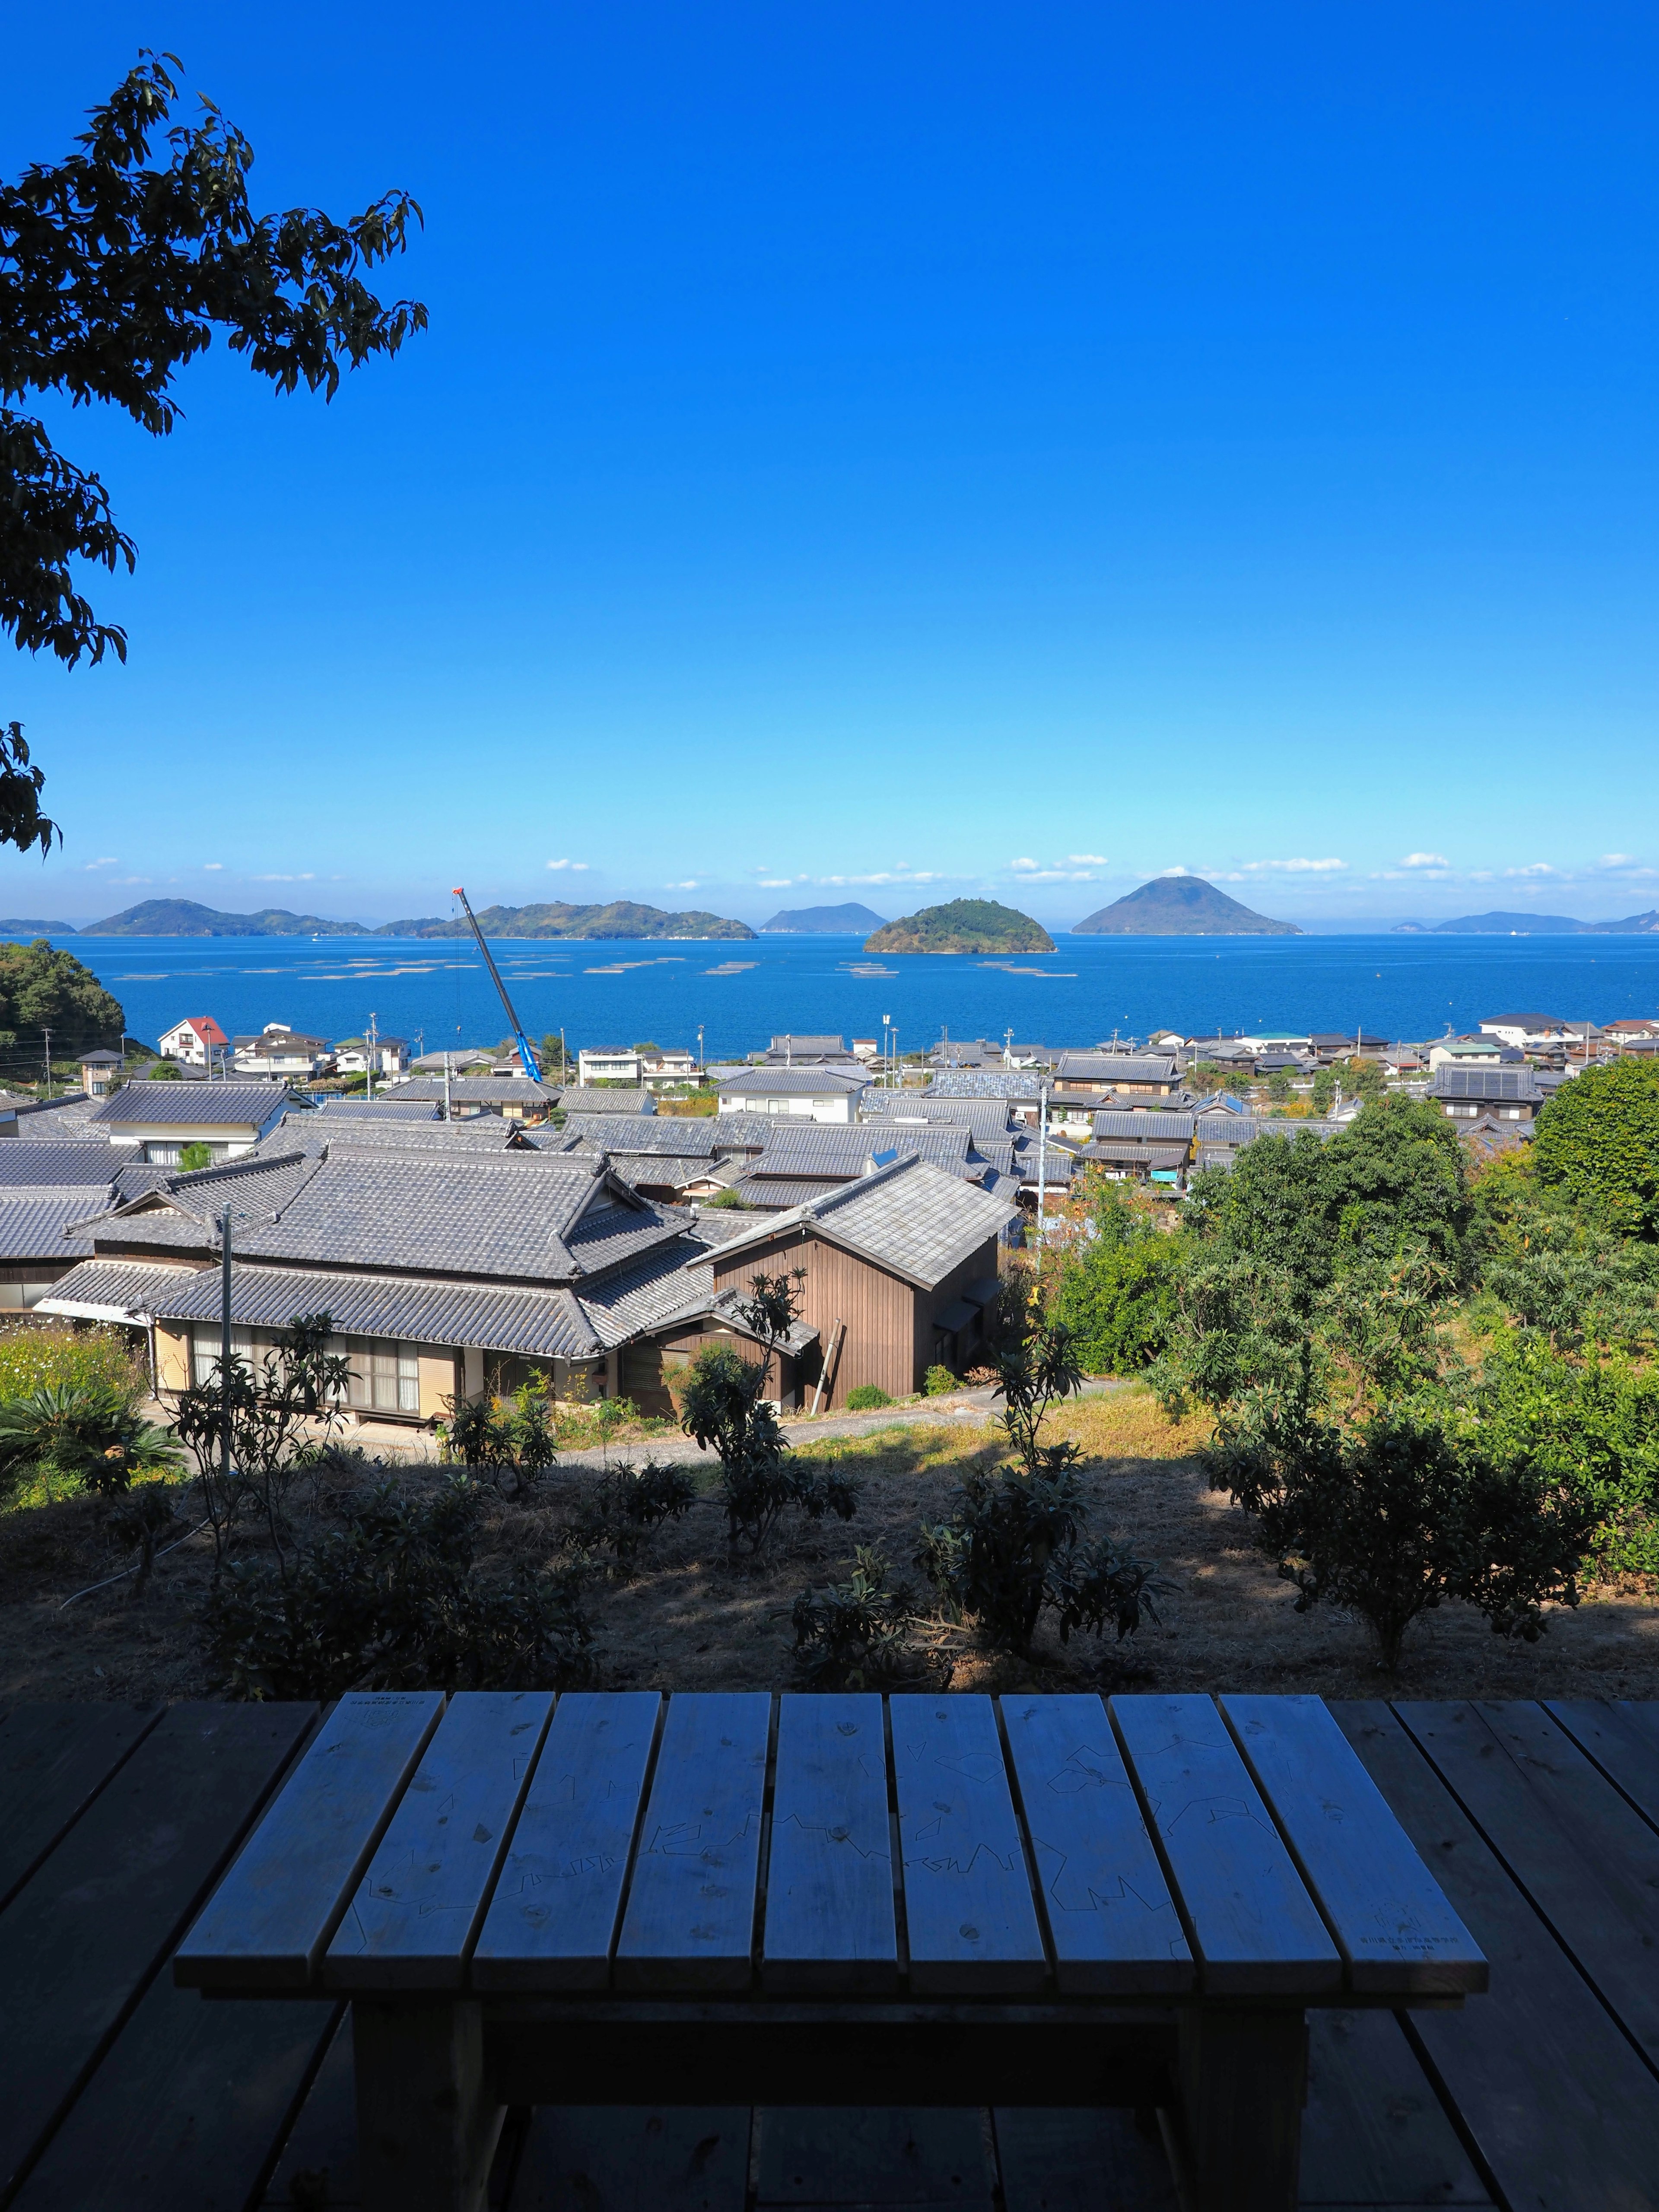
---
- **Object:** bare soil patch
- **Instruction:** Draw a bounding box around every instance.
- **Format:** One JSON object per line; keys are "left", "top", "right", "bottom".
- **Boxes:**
{"left": 2, "top": 1386, "right": 1655, "bottom": 1703}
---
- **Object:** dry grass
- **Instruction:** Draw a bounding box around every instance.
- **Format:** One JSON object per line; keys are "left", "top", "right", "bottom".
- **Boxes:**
{"left": 2, "top": 1385, "right": 1656, "bottom": 1704}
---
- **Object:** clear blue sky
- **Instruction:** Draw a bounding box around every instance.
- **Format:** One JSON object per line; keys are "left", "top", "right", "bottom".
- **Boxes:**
{"left": 5, "top": 3, "right": 1659, "bottom": 930}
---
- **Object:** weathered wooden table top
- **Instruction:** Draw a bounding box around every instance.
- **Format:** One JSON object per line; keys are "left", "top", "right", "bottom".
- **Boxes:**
{"left": 173, "top": 1690, "right": 1486, "bottom": 2008}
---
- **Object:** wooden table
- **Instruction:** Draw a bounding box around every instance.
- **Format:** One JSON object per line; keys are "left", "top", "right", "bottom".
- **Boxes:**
{"left": 173, "top": 1690, "right": 1487, "bottom": 2212}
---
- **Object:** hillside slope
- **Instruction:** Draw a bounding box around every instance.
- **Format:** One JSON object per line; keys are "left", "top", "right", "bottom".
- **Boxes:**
{"left": 1072, "top": 877, "right": 1299, "bottom": 935}
{"left": 82, "top": 900, "right": 369, "bottom": 937}
{"left": 761, "top": 903, "right": 887, "bottom": 933}
{"left": 864, "top": 899, "right": 1054, "bottom": 954}
{"left": 375, "top": 901, "right": 756, "bottom": 940}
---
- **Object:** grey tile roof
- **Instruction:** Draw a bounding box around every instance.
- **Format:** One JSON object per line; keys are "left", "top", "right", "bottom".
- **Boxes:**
{"left": 388, "top": 1077, "right": 558, "bottom": 1105}
{"left": 0, "top": 1143, "right": 121, "bottom": 1186}
{"left": 1085, "top": 1141, "right": 1189, "bottom": 1170}
{"left": 711, "top": 1157, "right": 1016, "bottom": 1288}
{"left": 38, "top": 1259, "right": 602, "bottom": 1359}
{"left": 558, "top": 1113, "right": 718, "bottom": 1156}
{"left": 769, "top": 1034, "right": 844, "bottom": 1055}
{"left": 11, "top": 1098, "right": 108, "bottom": 1139}
{"left": 1430, "top": 1068, "right": 1545, "bottom": 1102}
{"left": 551, "top": 1087, "right": 656, "bottom": 1114}
{"left": 576, "top": 1242, "right": 715, "bottom": 1347}
{"left": 715, "top": 1067, "right": 868, "bottom": 1096}
{"left": 89, "top": 1081, "right": 297, "bottom": 1129}
{"left": 864, "top": 1098, "right": 1018, "bottom": 1141}
{"left": 1055, "top": 1053, "right": 1178, "bottom": 1084}
{"left": 310, "top": 1119, "right": 538, "bottom": 1154}
{"left": 757, "top": 1125, "right": 973, "bottom": 1177}
{"left": 1015, "top": 1149, "right": 1074, "bottom": 1185}
{"left": 925, "top": 1071, "right": 1045, "bottom": 1100}
{"left": 729, "top": 1175, "right": 848, "bottom": 1209}
{"left": 0, "top": 1193, "right": 106, "bottom": 1260}
{"left": 1092, "top": 1111, "right": 1197, "bottom": 1142}
{"left": 606, "top": 1155, "right": 721, "bottom": 1194}
{"left": 706, "top": 1112, "right": 775, "bottom": 1151}
{"left": 310, "top": 1099, "right": 443, "bottom": 1122}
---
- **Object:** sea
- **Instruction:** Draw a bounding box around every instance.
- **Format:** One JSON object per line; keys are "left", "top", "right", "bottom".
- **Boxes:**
{"left": 44, "top": 931, "right": 1659, "bottom": 1064}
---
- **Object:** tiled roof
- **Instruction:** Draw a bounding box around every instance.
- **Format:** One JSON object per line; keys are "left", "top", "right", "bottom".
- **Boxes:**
{"left": 310, "top": 1099, "right": 443, "bottom": 1122}
{"left": 0, "top": 1193, "right": 105, "bottom": 1260}
{"left": 89, "top": 1081, "right": 296, "bottom": 1129}
{"left": 758, "top": 1125, "right": 973, "bottom": 1177}
{"left": 551, "top": 1087, "right": 656, "bottom": 1115}
{"left": 1430, "top": 1068, "right": 1545, "bottom": 1101}
{"left": 715, "top": 1068, "right": 868, "bottom": 1096}
{"left": 37, "top": 1259, "right": 602, "bottom": 1358}
{"left": 559, "top": 1114, "right": 718, "bottom": 1156}
{"left": 1085, "top": 1141, "right": 1189, "bottom": 1170}
{"left": 0, "top": 1143, "right": 120, "bottom": 1186}
{"left": 1092, "top": 1112, "right": 1197, "bottom": 1142}
{"left": 706, "top": 1112, "right": 774, "bottom": 1151}
{"left": 577, "top": 1242, "right": 715, "bottom": 1346}
{"left": 606, "top": 1155, "right": 721, "bottom": 1193}
{"left": 1055, "top": 1053, "right": 1178, "bottom": 1083}
{"left": 864, "top": 1098, "right": 1018, "bottom": 1140}
{"left": 710, "top": 1157, "right": 1016, "bottom": 1288}
{"left": 924, "top": 1071, "right": 1045, "bottom": 1100}
{"left": 309, "top": 1119, "right": 536, "bottom": 1154}
{"left": 729, "top": 1176, "right": 846, "bottom": 1209}
{"left": 388, "top": 1077, "right": 558, "bottom": 1105}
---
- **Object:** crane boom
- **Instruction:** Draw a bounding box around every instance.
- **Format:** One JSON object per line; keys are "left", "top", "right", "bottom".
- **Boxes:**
{"left": 450, "top": 886, "right": 541, "bottom": 1084}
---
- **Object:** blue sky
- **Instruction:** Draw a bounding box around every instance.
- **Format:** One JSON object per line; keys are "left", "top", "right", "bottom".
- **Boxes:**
{"left": 5, "top": 3, "right": 1659, "bottom": 930}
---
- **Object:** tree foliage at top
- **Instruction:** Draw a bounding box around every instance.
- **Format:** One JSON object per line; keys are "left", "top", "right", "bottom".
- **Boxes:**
{"left": 0, "top": 935, "right": 124, "bottom": 1055}
{"left": 1532, "top": 1059, "right": 1659, "bottom": 1240}
{"left": 1, "top": 51, "right": 426, "bottom": 850}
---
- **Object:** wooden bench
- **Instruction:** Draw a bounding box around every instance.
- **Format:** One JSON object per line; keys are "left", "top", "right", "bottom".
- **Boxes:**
{"left": 173, "top": 1690, "right": 1487, "bottom": 2212}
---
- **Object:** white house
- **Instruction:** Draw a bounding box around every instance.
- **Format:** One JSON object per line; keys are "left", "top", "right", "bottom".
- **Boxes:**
{"left": 714, "top": 1066, "right": 868, "bottom": 1124}
{"left": 334, "top": 1035, "right": 410, "bottom": 1077}
{"left": 88, "top": 1078, "right": 295, "bottom": 1163}
{"left": 157, "top": 1016, "right": 229, "bottom": 1069}
{"left": 233, "top": 1026, "right": 333, "bottom": 1080}
{"left": 578, "top": 1048, "right": 641, "bottom": 1086}
{"left": 638, "top": 1047, "right": 699, "bottom": 1087}
{"left": 1430, "top": 1036, "right": 1509, "bottom": 1071}
{"left": 1479, "top": 1014, "right": 1573, "bottom": 1051}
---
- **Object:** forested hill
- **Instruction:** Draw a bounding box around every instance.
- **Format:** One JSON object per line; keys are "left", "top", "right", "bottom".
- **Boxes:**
{"left": 374, "top": 902, "right": 756, "bottom": 940}
{"left": 82, "top": 901, "right": 369, "bottom": 937}
{"left": 1072, "top": 876, "right": 1299, "bottom": 935}
{"left": 761, "top": 903, "right": 887, "bottom": 932}
{"left": 864, "top": 899, "right": 1055, "bottom": 954}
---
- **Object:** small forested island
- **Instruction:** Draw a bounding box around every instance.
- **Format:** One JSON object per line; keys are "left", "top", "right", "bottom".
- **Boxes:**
{"left": 761, "top": 902, "right": 887, "bottom": 933}
{"left": 83, "top": 900, "right": 370, "bottom": 937}
{"left": 377, "top": 901, "right": 756, "bottom": 941}
{"left": 1424, "top": 909, "right": 1659, "bottom": 935}
{"left": 0, "top": 917, "right": 79, "bottom": 938}
{"left": 864, "top": 899, "right": 1055, "bottom": 954}
{"left": 1072, "top": 875, "right": 1300, "bottom": 935}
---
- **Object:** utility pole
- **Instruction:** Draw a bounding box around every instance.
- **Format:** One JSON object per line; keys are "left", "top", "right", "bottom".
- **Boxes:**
{"left": 1035, "top": 1080, "right": 1049, "bottom": 1249}
{"left": 443, "top": 1051, "right": 453, "bottom": 1123}
{"left": 41, "top": 1027, "right": 51, "bottom": 1100}
{"left": 696, "top": 1023, "right": 705, "bottom": 1078}
{"left": 366, "top": 1013, "right": 378, "bottom": 1104}
{"left": 219, "top": 1205, "right": 235, "bottom": 1494}
{"left": 1004, "top": 1026, "right": 1014, "bottom": 1068}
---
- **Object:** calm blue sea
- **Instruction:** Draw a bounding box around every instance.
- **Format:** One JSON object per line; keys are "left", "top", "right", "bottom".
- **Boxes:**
{"left": 47, "top": 931, "right": 1659, "bottom": 1062}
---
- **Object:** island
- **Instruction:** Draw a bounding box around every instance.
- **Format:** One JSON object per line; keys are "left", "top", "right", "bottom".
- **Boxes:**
{"left": 0, "top": 917, "right": 78, "bottom": 938}
{"left": 761, "top": 902, "right": 888, "bottom": 933}
{"left": 1071, "top": 876, "right": 1300, "bottom": 936}
{"left": 863, "top": 899, "right": 1055, "bottom": 955}
{"left": 1425, "top": 909, "right": 1659, "bottom": 935}
{"left": 83, "top": 900, "right": 370, "bottom": 937}
{"left": 375, "top": 900, "right": 756, "bottom": 941}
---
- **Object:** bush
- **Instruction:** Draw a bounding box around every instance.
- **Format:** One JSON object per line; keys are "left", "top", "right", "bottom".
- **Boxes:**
{"left": 1052, "top": 1236, "right": 1181, "bottom": 1375}
{"left": 791, "top": 1547, "right": 952, "bottom": 1689}
{"left": 438, "top": 1379, "right": 559, "bottom": 1497}
{"left": 197, "top": 1475, "right": 599, "bottom": 1699}
{"left": 177, "top": 1142, "right": 213, "bottom": 1173}
{"left": 846, "top": 1383, "right": 892, "bottom": 1411}
{"left": 1533, "top": 1059, "right": 1659, "bottom": 1239}
{"left": 0, "top": 1380, "right": 176, "bottom": 1503}
{"left": 1208, "top": 1385, "right": 1598, "bottom": 1672}
{"left": 570, "top": 1457, "right": 698, "bottom": 1570}
{"left": 0, "top": 1322, "right": 147, "bottom": 1406}
{"left": 923, "top": 1364, "right": 956, "bottom": 1397}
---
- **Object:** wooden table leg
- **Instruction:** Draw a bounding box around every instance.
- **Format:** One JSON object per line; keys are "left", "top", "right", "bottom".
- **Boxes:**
{"left": 1177, "top": 2006, "right": 1307, "bottom": 2212}
{"left": 353, "top": 1999, "right": 505, "bottom": 2212}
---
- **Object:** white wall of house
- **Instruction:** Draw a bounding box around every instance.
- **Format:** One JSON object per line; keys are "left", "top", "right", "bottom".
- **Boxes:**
{"left": 716, "top": 1085, "right": 858, "bottom": 1124}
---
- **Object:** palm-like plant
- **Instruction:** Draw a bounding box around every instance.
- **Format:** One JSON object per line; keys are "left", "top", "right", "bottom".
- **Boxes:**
{"left": 0, "top": 1381, "right": 177, "bottom": 1498}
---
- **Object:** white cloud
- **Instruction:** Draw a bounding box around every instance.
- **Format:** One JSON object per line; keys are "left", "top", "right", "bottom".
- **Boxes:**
{"left": 1066, "top": 854, "right": 1108, "bottom": 866}
{"left": 1242, "top": 858, "right": 1347, "bottom": 874}
{"left": 252, "top": 872, "right": 317, "bottom": 882}
{"left": 1009, "top": 857, "right": 1041, "bottom": 872}
{"left": 1158, "top": 866, "right": 1191, "bottom": 877}
{"left": 1602, "top": 853, "right": 1638, "bottom": 867}
{"left": 1399, "top": 852, "right": 1449, "bottom": 869}
{"left": 817, "top": 870, "right": 947, "bottom": 887}
{"left": 202, "top": 861, "right": 224, "bottom": 871}
{"left": 664, "top": 880, "right": 700, "bottom": 890}
{"left": 1503, "top": 863, "right": 1557, "bottom": 877}
{"left": 83, "top": 857, "right": 118, "bottom": 870}
{"left": 546, "top": 858, "right": 589, "bottom": 872}
{"left": 758, "top": 878, "right": 795, "bottom": 888}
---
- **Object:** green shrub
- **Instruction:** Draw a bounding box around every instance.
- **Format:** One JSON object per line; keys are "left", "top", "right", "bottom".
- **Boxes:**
{"left": 923, "top": 1364, "right": 956, "bottom": 1396}
{"left": 1208, "top": 1385, "right": 1598, "bottom": 1672}
{"left": 177, "top": 1142, "right": 213, "bottom": 1173}
{"left": 1053, "top": 1236, "right": 1181, "bottom": 1375}
{"left": 0, "top": 1380, "right": 176, "bottom": 1503}
{"left": 791, "top": 1547, "right": 952, "bottom": 1689}
{"left": 846, "top": 1383, "right": 892, "bottom": 1411}
{"left": 1532, "top": 1059, "right": 1659, "bottom": 1239}
{"left": 702, "top": 1186, "right": 747, "bottom": 1209}
{"left": 438, "top": 1379, "right": 559, "bottom": 1497}
{"left": 198, "top": 1475, "right": 599, "bottom": 1699}
{"left": 0, "top": 1322, "right": 147, "bottom": 1406}
{"left": 570, "top": 1457, "right": 698, "bottom": 1569}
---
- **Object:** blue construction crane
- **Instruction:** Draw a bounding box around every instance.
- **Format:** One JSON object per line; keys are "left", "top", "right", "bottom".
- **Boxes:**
{"left": 451, "top": 885, "right": 541, "bottom": 1084}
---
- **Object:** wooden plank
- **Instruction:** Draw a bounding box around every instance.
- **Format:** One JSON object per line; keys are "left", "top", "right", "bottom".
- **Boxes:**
{"left": 762, "top": 1693, "right": 897, "bottom": 1993}
{"left": 1109, "top": 1695, "right": 1341, "bottom": 1998}
{"left": 614, "top": 1692, "right": 771, "bottom": 1990}
{"left": 11, "top": 1973, "right": 337, "bottom": 2212}
{"left": 1396, "top": 1700, "right": 1659, "bottom": 2064}
{"left": 1332, "top": 1700, "right": 1659, "bottom": 2212}
{"left": 512, "top": 2105, "right": 750, "bottom": 2211}
{"left": 260, "top": 2010, "right": 358, "bottom": 2207}
{"left": 0, "top": 1703, "right": 161, "bottom": 1916}
{"left": 1298, "top": 2008, "right": 1490, "bottom": 2207}
{"left": 472, "top": 1690, "right": 662, "bottom": 1992}
{"left": 175, "top": 1690, "right": 443, "bottom": 1991}
{"left": 890, "top": 1694, "right": 1048, "bottom": 1996}
{"left": 1547, "top": 1699, "right": 1659, "bottom": 1829}
{"left": 755, "top": 2107, "right": 992, "bottom": 2204}
{"left": 999, "top": 1694, "right": 1194, "bottom": 1996}
{"left": 992, "top": 2108, "right": 1178, "bottom": 2212}
{"left": 0, "top": 1701, "right": 316, "bottom": 2202}
{"left": 323, "top": 1691, "right": 554, "bottom": 1993}
{"left": 351, "top": 1998, "right": 503, "bottom": 2212}
{"left": 1221, "top": 1695, "right": 1486, "bottom": 1996}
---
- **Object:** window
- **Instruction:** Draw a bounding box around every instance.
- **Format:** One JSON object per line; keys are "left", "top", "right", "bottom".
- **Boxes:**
{"left": 345, "top": 1338, "right": 420, "bottom": 1415}
{"left": 191, "top": 1324, "right": 255, "bottom": 1384}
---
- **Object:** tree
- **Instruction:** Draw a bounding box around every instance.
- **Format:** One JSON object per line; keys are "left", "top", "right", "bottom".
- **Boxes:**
{"left": 1533, "top": 1060, "right": 1659, "bottom": 1239}
{"left": 1052, "top": 1236, "right": 1181, "bottom": 1374}
{"left": 177, "top": 1142, "right": 212, "bottom": 1173}
{"left": 1, "top": 52, "right": 426, "bottom": 849}
{"left": 0, "top": 938, "right": 124, "bottom": 1054}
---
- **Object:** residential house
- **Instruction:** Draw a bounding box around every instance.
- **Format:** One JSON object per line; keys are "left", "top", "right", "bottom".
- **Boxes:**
{"left": 551, "top": 1086, "right": 656, "bottom": 1118}
{"left": 334, "top": 1036, "right": 410, "bottom": 1078}
{"left": 1086, "top": 1110, "right": 1195, "bottom": 1184}
{"left": 157, "top": 1017, "right": 229, "bottom": 1070}
{"left": 385, "top": 1077, "right": 559, "bottom": 1123}
{"left": 852, "top": 1038, "right": 879, "bottom": 1061}
{"left": 233, "top": 1027, "right": 333, "bottom": 1081}
{"left": 607, "top": 1157, "right": 1014, "bottom": 1414}
{"left": 1428, "top": 1036, "right": 1516, "bottom": 1071}
{"left": 1192, "top": 1111, "right": 1346, "bottom": 1173}
{"left": 715, "top": 1066, "right": 869, "bottom": 1125}
{"left": 639, "top": 1047, "right": 699, "bottom": 1087}
{"left": 1429, "top": 1067, "right": 1546, "bottom": 1128}
{"left": 1052, "top": 1052, "right": 1179, "bottom": 1099}
{"left": 1478, "top": 1014, "right": 1574, "bottom": 1053}
{"left": 0, "top": 1142, "right": 167, "bottom": 1309}
{"left": 87, "top": 1079, "right": 297, "bottom": 1164}
{"left": 766, "top": 1034, "right": 846, "bottom": 1064}
{"left": 79, "top": 1049, "right": 123, "bottom": 1098}
{"left": 578, "top": 1048, "right": 641, "bottom": 1085}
